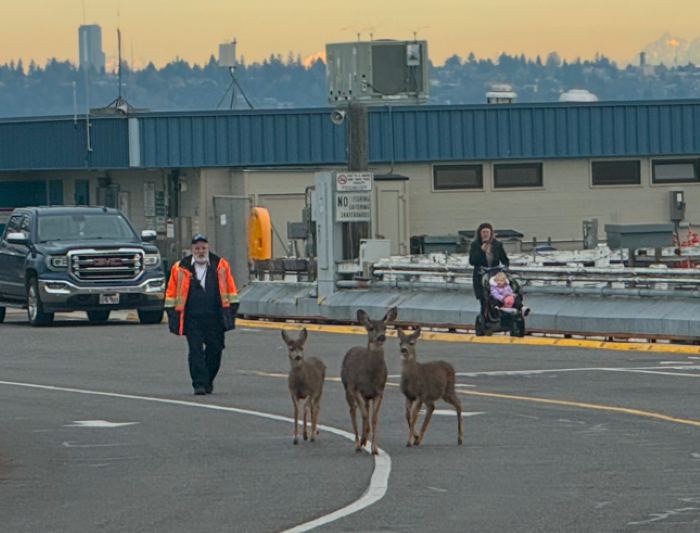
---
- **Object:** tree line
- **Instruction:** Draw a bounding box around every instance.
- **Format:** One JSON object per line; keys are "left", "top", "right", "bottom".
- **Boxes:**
{"left": 0, "top": 51, "right": 699, "bottom": 118}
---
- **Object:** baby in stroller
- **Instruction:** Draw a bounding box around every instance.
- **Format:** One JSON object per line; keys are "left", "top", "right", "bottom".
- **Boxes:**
{"left": 475, "top": 267, "right": 530, "bottom": 337}
{"left": 489, "top": 271, "right": 530, "bottom": 316}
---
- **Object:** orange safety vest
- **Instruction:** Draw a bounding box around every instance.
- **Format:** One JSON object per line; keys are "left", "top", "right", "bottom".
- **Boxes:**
{"left": 164, "top": 253, "right": 239, "bottom": 335}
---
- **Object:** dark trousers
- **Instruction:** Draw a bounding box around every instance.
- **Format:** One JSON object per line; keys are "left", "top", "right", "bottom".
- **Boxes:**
{"left": 185, "top": 316, "right": 225, "bottom": 390}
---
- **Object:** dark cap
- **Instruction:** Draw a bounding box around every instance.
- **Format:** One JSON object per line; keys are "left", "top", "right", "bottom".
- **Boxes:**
{"left": 191, "top": 234, "right": 208, "bottom": 244}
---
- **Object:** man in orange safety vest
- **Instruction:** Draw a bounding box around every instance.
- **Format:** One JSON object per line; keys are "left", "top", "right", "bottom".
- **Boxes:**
{"left": 165, "top": 234, "right": 239, "bottom": 395}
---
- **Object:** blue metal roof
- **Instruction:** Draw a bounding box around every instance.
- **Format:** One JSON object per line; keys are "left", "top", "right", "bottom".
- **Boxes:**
{"left": 0, "top": 117, "right": 129, "bottom": 171}
{"left": 1, "top": 100, "right": 699, "bottom": 171}
{"left": 136, "top": 109, "right": 347, "bottom": 168}
{"left": 367, "top": 100, "right": 700, "bottom": 162}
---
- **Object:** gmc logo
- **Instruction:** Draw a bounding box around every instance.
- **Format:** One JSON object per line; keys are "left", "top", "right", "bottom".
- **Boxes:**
{"left": 92, "top": 258, "right": 123, "bottom": 267}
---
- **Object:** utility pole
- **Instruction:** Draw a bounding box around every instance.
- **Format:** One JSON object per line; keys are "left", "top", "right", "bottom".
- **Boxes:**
{"left": 343, "top": 102, "right": 370, "bottom": 259}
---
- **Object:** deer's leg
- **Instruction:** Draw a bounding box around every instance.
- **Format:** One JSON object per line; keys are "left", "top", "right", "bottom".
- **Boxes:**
{"left": 415, "top": 401, "right": 435, "bottom": 446}
{"left": 310, "top": 396, "right": 320, "bottom": 442}
{"left": 444, "top": 391, "right": 463, "bottom": 445}
{"left": 361, "top": 398, "right": 371, "bottom": 446}
{"left": 291, "top": 394, "right": 301, "bottom": 445}
{"left": 354, "top": 392, "right": 370, "bottom": 448}
{"left": 303, "top": 398, "right": 310, "bottom": 441}
{"left": 346, "top": 390, "right": 361, "bottom": 452}
{"left": 405, "top": 397, "right": 416, "bottom": 447}
{"left": 410, "top": 399, "right": 423, "bottom": 445}
{"left": 369, "top": 393, "right": 384, "bottom": 455}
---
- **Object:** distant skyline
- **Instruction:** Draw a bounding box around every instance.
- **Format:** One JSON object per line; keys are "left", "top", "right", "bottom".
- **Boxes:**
{"left": 2, "top": 0, "right": 700, "bottom": 69}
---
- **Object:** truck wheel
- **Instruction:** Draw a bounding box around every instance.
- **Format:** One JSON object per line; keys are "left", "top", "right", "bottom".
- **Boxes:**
{"left": 87, "top": 310, "right": 111, "bottom": 323}
{"left": 0, "top": 307, "right": 5, "bottom": 324}
{"left": 27, "top": 278, "right": 54, "bottom": 327}
{"left": 138, "top": 309, "right": 164, "bottom": 324}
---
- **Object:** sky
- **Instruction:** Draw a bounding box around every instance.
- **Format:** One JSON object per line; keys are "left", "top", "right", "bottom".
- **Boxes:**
{"left": 2, "top": 0, "right": 700, "bottom": 69}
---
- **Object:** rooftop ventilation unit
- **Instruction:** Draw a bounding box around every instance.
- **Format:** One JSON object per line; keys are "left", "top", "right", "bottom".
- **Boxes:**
{"left": 486, "top": 83, "right": 517, "bottom": 104}
{"left": 325, "top": 40, "right": 429, "bottom": 105}
{"left": 558, "top": 89, "right": 599, "bottom": 102}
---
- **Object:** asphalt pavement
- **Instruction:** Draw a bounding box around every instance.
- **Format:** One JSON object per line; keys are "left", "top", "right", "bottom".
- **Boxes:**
{"left": 2, "top": 309, "right": 700, "bottom": 532}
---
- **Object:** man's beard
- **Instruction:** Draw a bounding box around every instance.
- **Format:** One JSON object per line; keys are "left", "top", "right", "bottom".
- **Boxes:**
{"left": 194, "top": 254, "right": 208, "bottom": 265}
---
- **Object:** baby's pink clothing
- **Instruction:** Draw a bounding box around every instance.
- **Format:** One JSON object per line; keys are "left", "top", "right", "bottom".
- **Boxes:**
{"left": 489, "top": 276, "right": 514, "bottom": 307}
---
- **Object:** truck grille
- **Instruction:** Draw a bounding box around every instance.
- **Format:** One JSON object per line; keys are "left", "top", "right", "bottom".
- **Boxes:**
{"left": 69, "top": 249, "right": 144, "bottom": 282}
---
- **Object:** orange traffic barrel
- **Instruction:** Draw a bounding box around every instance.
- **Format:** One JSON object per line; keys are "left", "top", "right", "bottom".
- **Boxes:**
{"left": 249, "top": 206, "right": 272, "bottom": 260}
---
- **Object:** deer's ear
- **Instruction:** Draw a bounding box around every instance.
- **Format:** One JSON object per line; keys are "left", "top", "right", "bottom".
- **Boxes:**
{"left": 384, "top": 306, "right": 398, "bottom": 323}
{"left": 298, "top": 328, "right": 308, "bottom": 344}
{"left": 281, "top": 330, "right": 291, "bottom": 344}
{"left": 396, "top": 327, "right": 406, "bottom": 341}
{"left": 412, "top": 327, "right": 422, "bottom": 340}
{"left": 357, "top": 309, "right": 370, "bottom": 326}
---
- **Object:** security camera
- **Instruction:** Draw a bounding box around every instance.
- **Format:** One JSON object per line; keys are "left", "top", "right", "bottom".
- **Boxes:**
{"left": 330, "top": 109, "right": 346, "bottom": 125}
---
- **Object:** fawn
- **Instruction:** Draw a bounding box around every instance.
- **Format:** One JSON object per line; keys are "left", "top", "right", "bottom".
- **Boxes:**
{"left": 340, "top": 307, "right": 398, "bottom": 455}
{"left": 282, "top": 328, "right": 326, "bottom": 445}
{"left": 398, "top": 327, "right": 463, "bottom": 447}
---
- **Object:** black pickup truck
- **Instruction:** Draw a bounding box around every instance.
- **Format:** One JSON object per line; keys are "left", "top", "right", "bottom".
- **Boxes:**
{"left": 0, "top": 206, "right": 166, "bottom": 326}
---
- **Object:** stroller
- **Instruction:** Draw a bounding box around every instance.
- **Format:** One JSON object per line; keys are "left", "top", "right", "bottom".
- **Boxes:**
{"left": 474, "top": 266, "right": 528, "bottom": 337}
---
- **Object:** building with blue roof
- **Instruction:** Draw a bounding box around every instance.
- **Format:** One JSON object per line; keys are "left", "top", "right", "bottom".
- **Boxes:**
{"left": 1, "top": 99, "right": 699, "bottom": 265}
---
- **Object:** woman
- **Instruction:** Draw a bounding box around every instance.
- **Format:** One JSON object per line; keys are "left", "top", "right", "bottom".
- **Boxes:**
{"left": 469, "top": 222, "right": 510, "bottom": 309}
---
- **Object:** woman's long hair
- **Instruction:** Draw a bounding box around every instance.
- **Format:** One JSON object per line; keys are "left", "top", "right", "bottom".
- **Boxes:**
{"left": 475, "top": 222, "right": 494, "bottom": 244}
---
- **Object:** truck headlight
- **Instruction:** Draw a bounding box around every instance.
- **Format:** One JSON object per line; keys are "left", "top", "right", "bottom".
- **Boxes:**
{"left": 144, "top": 253, "right": 161, "bottom": 268}
{"left": 48, "top": 256, "right": 68, "bottom": 269}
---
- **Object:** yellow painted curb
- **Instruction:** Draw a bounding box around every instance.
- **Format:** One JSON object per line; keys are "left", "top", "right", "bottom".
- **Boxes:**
{"left": 236, "top": 319, "right": 700, "bottom": 355}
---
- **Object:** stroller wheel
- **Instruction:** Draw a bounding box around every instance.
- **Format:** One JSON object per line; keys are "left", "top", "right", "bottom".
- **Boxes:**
{"left": 510, "top": 319, "right": 526, "bottom": 338}
{"left": 475, "top": 314, "right": 486, "bottom": 336}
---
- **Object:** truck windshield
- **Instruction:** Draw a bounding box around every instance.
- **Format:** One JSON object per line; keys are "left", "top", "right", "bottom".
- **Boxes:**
{"left": 37, "top": 213, "right": 138, "bottom": 242}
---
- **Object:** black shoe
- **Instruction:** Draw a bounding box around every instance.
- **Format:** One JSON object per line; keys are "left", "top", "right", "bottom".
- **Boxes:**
{"left": 205, "top": 385, "right": 213, "bottom": 394}
{"left": 522, "top": 307, "right": 531, "bottom": 317}
{"left": 194, "top": 387, "right": 207, "bottom": 395}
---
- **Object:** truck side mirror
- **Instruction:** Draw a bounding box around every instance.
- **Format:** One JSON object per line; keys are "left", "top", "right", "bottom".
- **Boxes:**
{"left": 6, "top": 232, "right": 29, "bottom": 246}
{"left": 141, "top": 230, "right": 157, "bottom": 242}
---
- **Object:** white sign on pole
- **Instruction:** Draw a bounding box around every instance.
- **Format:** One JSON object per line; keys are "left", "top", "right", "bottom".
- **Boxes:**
{"left": 335, "top": 172, "right": 373, "bottom": 192}
{"left": 335, "top": 192, "right": 371, "bottom": 221}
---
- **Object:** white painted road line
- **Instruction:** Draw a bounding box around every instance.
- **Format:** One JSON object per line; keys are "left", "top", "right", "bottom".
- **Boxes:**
{"left": 457, "top": 366, "right": 700, "bottom": 377}
{"left": 607, "top": 369, "right": 700, "bottom": 378}
{"left": 0, "top": 380, "right": 391, "bottom": 533}
{"left": 430, "top": 410, "right": 485, "bottom": 417}
{"left": 64, "top": 420, "right": 139, "bottom": 428}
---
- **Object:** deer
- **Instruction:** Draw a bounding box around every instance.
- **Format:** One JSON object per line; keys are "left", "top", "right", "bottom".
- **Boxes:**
{"left": 282, "top": 328, "right": 326, "bottom": 445}
{"left": 397, "top": 327, "right": 463, "bottom": 447}
{"left": 340, "top": 307, "right": 398, "bottom": 455}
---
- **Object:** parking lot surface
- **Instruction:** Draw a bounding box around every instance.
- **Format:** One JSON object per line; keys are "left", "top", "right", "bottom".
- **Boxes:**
{"left": 2, "top": 311, "right": 700, "bottom": 532}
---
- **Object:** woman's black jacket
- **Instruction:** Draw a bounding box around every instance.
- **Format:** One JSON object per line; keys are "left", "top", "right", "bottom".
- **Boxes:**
{"left": 468, "top": 238, "right": 510, "bottom": 300}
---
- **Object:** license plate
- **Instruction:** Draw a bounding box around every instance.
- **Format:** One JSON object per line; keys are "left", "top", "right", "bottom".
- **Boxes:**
{"left": 99, "top": 294, "right": 120, "bottom": 305}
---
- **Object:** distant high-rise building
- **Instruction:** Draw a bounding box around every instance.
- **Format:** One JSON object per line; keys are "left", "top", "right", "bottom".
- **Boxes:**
{"left": 78, "top": 24, "right": 105, "bottom": 72}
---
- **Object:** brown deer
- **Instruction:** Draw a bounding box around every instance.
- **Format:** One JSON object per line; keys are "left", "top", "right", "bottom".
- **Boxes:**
{"left": 282, "top": 328, "right": 326, "bottom": 445}
{"left": 398, "top": 327, "right": 463, "bottom": 447}
{"left": 340, "top": 307, "right": 398, "bottom": 455}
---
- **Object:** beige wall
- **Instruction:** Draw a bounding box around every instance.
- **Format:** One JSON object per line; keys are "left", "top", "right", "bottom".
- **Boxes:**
{"left": 372, "top": 157, "right": 700, "bottom": 247}
{"left": 2, "top": 155, "right": 699, "bottom": 255}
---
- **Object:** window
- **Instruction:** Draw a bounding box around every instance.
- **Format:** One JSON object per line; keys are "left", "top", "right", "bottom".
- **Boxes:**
{"left": 2, "top": 215, "right": 29, "bottom": 241}
{"left": 493, "top": 163, "right": 542, "bottom": 188}
{"left": 3, "top": 215, "right": 22, "bottom": 239}
{"left": 652, "top": 159, "right": 699, "bottom": 184}
{"left": 591, "top": 160, "right": 640, "bottom": 186}
{"left": 433, "top": 165, "right": 483, "bottom": 190}
{"left": 75, "top": 180, "right": 90, "bottom": 206}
